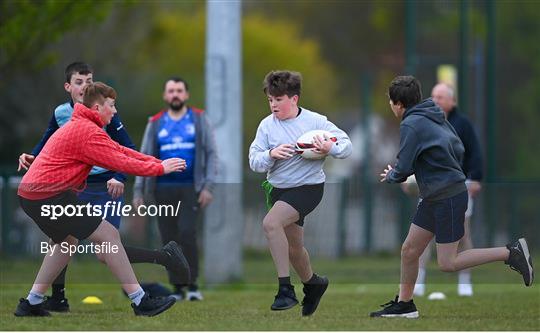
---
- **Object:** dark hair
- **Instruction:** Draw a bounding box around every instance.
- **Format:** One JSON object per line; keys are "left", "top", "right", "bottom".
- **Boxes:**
{"left": 83, "top": 82, "right": 117, "bottom": 108}
{"left": 65, "top": 62, "right": 93, "bottom": 83}
{"left": 388, "top": 75, "right": 422, "bottom": 109}
{"left": 164, "top": 76, "right": 189, "bottom": 91}
{"left": 263, "top": 70, "right": 302, "bottom": 97}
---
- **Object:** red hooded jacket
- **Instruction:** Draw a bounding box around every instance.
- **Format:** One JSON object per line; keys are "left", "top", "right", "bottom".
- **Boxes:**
{"left": 18, "top": 103, "right": 164, "bottom": 200}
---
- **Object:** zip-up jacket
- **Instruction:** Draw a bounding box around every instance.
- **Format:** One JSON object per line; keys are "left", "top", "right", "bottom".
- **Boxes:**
{"left": 385, "top": 98, "right": 466, "bottom": 200}
{"left": 19, "top": 103, "right": 164, "bottom": 200}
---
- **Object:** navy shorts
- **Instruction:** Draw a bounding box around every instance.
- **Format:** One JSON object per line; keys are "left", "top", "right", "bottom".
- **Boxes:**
{"left": 270, "top": 183, "right": 324, "bottom": 227}
{"left": 412, "top": 190, "right": 468, "bottom": 243}
{"left": 77, "top": 183, "right": 123, "bottom": 229}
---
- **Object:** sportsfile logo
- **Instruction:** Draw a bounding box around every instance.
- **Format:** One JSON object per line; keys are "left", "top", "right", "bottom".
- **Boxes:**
{"left": 40, "top": 201, "right": 182, "bottom": 220}
{"left": 41, "top": 242, "right": 119, "bottom": 256}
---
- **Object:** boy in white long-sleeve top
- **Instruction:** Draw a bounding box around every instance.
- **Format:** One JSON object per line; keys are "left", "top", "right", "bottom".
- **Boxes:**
{"left": 249, "top": 70, "right": 352, "bottom": 316}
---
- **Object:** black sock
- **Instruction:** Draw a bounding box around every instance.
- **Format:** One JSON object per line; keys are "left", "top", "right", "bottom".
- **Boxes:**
{"left": 174, "top": 284, "right": 185, "bottom": 294}
{"left": 125, "top": 246, "right": 168, "bottom": 265}
{"left": 304, "top": 273, "right": 319, "bottom": 285}
{"left": 52, "top": 266, "right": 68, "bottom": 299}
{"left": 278, "top": 276, "right": 291, "bottom": 286}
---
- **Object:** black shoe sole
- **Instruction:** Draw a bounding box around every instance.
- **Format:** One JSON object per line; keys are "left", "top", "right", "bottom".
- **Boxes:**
{"left": 163, "top": 241, "right": 191, "bottom": 283}
{"left": 271, "top": 300, "right": 299, "bottom": 311}
{"left": 518, "top": 238, "right": 534, "bottom": 287}
{"left": 14, "top": 309, "right": 52, "bottom": 317}
{"left": 134, "top": 297, "right": 176, "bottom": 317}
{"left": 14, "top": 311, "right": 51, "bottom": 317}
{"left": 42, "top": 304, "right": 69, "bottom": 312}
{"left": 302, "top": 278, "right": 329, "bottom": 316}
{"left": 370, "top": 311, "right": 419, "bottom": 319}
{"left": 42, "top": 307, "right": 69, "bottom": 313}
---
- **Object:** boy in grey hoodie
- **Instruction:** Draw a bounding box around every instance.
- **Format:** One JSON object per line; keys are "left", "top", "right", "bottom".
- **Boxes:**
{"left": 370, "top": 76, "right": 534, "bottom": 319}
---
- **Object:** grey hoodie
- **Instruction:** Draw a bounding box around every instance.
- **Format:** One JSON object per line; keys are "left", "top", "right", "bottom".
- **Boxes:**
{"left": 385, "top": 98, "right": 466, "bottom": 200}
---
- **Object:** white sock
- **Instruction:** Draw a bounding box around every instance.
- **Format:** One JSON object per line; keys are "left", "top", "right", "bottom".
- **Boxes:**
{"left": 417, "top": 268, "right": 426, "bottom": 284}
{"left": 458, "top": 271, "right": 471, "bottom": 285}
{"left": 128, "top": 287, "right": 145, "bottom": 306}
{"left": 27, "top": 291, "right": 45, "bottom": 305}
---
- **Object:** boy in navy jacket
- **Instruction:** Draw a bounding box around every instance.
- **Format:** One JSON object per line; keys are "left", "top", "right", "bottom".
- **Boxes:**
{"left": 370, "top": 76, "right": 533, "bottom": 318}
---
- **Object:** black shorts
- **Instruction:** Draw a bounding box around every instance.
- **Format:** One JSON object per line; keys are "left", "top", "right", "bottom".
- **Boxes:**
{"left": 270, "top": 183, "right": 324, "bottom": 226}
{"left": 412, "top": 190, "right": 468, "bottom": 243}
{"left": 19, "top": 191, "right": 103, "bottom": 244}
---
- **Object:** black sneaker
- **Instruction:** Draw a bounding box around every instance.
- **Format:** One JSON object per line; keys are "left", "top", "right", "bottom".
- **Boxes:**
{"left": 161, "top": 241, "right": 191, "bottom": 284}
{"left": 42, "top": 296, "right": 70, "bottom": 312}
{"left": 132, "top": 294, "right": 176, "bottom": 317}
{"left": 301, "top": 275, "right": 329, "bottom": 316}
{"left": 14, "top": 298, "right": 51, "bottom": 317}
{"left": 505, "top": 238, "right": 534, "bottom": 286}
{"left": 370, "top": 296, "right": 419, "bottom": 319}
{"left": 271, "top": 285, "right": 298, "bottom": 310}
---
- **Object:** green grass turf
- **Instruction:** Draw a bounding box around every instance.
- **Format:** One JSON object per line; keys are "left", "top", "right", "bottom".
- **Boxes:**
{"left": 1, "top": 252, "right": 538, "bottom": 330}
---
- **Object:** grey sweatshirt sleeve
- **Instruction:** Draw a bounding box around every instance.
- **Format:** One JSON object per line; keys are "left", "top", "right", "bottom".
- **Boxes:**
{"left": 248, "top": 121, "right": 276, "bottom": 173}
{"left": 385, "top": 124, "right": 421, "bottom": 183}
{"left": 202, "top": 113, "right": 218, "bottom": 192}
{"left": 133, "top": 120, "right": 153, "bottom": 198}
{"left": 324, "top": 119, "right": 352, "bottom": 159}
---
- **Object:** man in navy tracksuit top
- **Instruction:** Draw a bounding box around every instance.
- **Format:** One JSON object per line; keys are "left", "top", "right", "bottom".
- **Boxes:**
{"left": 370, "top": 75, "right": 533, "bottom": 319}
{"left": 17, "top": 62, "right": 188, "bottom": 312}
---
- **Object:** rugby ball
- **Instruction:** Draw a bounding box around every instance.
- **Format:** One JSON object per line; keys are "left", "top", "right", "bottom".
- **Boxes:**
{"left": 295, "top": 130, "right": 337, "bottom": 160}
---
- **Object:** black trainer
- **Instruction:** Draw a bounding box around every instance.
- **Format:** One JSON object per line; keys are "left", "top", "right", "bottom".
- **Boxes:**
{"left": 132, "top": 294, "right": 176, "bottom": 317}
{"left": 370, "top": 296, "right": 419, "bottom": 319}
{"left": 271, "top": 285, "right": 298, "bottom": 310}
{"left": 301, "top": 275, "right": 329, "bottom": 316}
{"left": 505, "top": 238, "right": 534, "bottom": 286}
{"left": 42, "top": 296, "right": 70, "bottom": 312}
{"left": 14, "top": 298, "right": 51, "bottom": 317}
{"left": 161, "top": 241, "right": 191, "bottom": 284}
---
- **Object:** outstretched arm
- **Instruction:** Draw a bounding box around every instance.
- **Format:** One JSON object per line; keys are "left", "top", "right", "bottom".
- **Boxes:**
{"left": 384, "top": 124, "right": 421, "bottom": 183}
{"left": 81, "top": 131, "right": 164, "bottom": 177}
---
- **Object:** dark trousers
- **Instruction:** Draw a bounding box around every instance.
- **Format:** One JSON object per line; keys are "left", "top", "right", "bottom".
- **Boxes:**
{"left": 155, "top": 185, "right": 200, "bottom": 287}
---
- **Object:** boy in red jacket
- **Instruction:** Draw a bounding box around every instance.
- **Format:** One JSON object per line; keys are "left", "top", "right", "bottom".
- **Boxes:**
{"left": 15, "top": 82, "right": 185, "bottom": 317}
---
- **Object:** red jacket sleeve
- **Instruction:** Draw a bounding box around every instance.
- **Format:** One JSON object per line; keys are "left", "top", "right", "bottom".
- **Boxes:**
{"left": 121, "top": 145, "right": 162, "bottom": 163}
{"left": 81, "top": 131, "right": 164, "bottom": 176}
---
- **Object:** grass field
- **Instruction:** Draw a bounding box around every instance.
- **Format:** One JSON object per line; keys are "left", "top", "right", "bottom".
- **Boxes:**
{"left": 1, "top": 252, "right": 538, "bottom": 330}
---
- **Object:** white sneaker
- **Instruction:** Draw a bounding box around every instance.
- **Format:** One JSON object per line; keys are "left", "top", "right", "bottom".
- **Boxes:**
{"left": 170, "top": 293, "right": 184, "bottom": 301}
{"left": 186, "top": 290, "right": 203, "bottom": 301}
{"left": 458, "top": 283, "right": 473, "bottom": 296}
{"left": 413, "top": 284, "right": 425, "bottom": 297}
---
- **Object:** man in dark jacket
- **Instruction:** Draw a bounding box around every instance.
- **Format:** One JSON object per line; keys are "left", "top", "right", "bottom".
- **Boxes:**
{"left": 370, "top": 75, "right": 533, "bottom": 319}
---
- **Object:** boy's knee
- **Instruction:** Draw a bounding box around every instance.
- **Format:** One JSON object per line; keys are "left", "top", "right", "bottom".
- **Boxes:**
{"left": 262, "top": 217, "right": 279, "bottom": 235}
{"left": 98, "top": 221, "right": 121, "bottom": 242}
{"left": 438, "top": 260, "right": 457, "bottom": 272}
{"left": 401, "top": 242, "right": 422, "bottom": 260}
